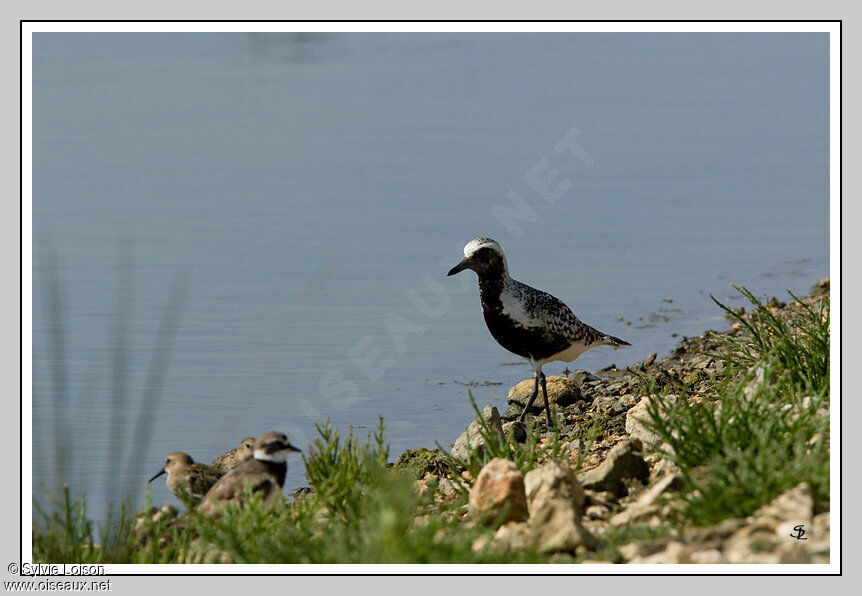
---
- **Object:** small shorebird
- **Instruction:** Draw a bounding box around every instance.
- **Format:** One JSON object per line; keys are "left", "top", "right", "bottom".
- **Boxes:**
{"left": 197, "top": 431, "right": 301, "bottom": 516}
{"left": 148, "top": 452, "right": 224, "bottom": 505}
{"left": 209, "top": 437, "right": 255, "bottom": 474}
{"left": 447, "top": 238, "right": 630, "bottom": 424}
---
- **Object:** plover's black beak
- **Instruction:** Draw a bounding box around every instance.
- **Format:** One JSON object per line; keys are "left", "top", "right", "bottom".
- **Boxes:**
{"left": 285, "top": 442, "right": 302, "bottom": 453}
{"left": 148, "top": 468, "right": 166, "bottom": 483}
{"left": 447, "top": 259, "right": 469, "bottom": 276}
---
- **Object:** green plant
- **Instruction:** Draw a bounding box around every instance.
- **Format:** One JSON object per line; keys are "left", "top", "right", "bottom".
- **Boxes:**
{"left": 32, "top": 486, "right": 97, "bottom": 563}
{"left": 174, "top": 418, "right": 547, "bottom": 563}
{"left": 642, "top": 287, "right": 830, "bottom": 525}
{"left": 436, "top": 392, "right": 589, "bottom": 496}
{"left": 302, "top": 416, "right": 389, "bottom": 520}
{"left": 711, "top": 285, "right": 829, "bottom": 394}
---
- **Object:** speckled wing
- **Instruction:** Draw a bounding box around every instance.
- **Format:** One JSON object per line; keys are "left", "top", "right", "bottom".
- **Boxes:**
{"left": 188, "top": 464, "right": 224, "bottom": 499}
{"left": 210, "top": 439, "right": 256, "bottom": 474}
{"left": 514, "top": 280, "right": 626, "bottom": 348}
{"left": 209, "top": 449, "right": 237, "bottom": 475}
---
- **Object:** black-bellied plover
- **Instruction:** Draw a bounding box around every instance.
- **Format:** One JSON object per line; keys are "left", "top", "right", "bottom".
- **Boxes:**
{"left": 148, "top": 452, "right": 224, "bottom": 505}
{"left": 447, "top": 237, "right": 630, "bottom": 425}
{"left": 209, "top": 437, "right": 256, "bottom": 474}
{"left": 197, "top": 431, "right": 301, "bottom": 516}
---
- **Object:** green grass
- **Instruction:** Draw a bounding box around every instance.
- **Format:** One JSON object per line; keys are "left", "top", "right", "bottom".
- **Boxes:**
{"left": 33, "top": 418, "right": 551, "bottom": 564}
{"left": 434, "top": 393, "right": 581, "bottom": 495}
{"left": 32, "top": 486, "right": 150, "bottom": 564}
{"left": 711, "top": 285, "right": 829, "bottom": 392}
{"left": 642, "top": 287, "right": 830, "bottom": 525}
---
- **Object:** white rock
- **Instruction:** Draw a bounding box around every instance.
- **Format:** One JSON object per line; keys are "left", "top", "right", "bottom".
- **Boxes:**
{"left": 524, "top": 460, "right": 585, "bottom": 512}
{"left": 691, "top": 549, "right": 724, "bottom": 564}
{"left": 610, "top": 473, "right": 683, "bottom": 527}
{"left": 468, "top": 458, "right": 528, "bottom": 524}
{"left": 585, "top": 504, "right": 609, "bottom": 520}
{"left": 523, "top": 460, "right": 593, "bottom": 553}
{"left": 625, "top": 396, "right": 675, "bottom": 452}
{"left": 756, "top": 482, "right": 814, "bottom": 525}
{"left": 451, "top": 404, "right": 503, "bottom": 461}
{"left": 492, "top": 522, "right": 534, "bottom": 551}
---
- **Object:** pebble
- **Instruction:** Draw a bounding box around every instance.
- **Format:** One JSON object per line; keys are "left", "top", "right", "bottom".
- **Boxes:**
{"left": 468, "top": 458, "right": 528, "bottom": 525}
{"left": 585, "top": 504, "right": 609, "bottom": 520}
{"left": 451, "top": 404, "right": 503, "bottom": 461}
{"left": 579, "top": 439, "right": 650, "bottom": 497}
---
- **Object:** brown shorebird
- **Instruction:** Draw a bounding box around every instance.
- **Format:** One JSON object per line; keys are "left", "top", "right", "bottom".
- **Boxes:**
{"left": 209, "top": 437, "right": 255, "bottom": 474}
{"left": 447, "top": 238, "right": 630, "bottom": 424}
{"left": 197, "top": 431, "right": 301, "bottom": 516}
{"left": 148, "top": 452, "right": 224, "bottom": 505}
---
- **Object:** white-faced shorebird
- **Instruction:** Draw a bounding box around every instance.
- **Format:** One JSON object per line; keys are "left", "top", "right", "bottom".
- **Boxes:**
{"left": 148, "top": 452, "right": 224, "bottom": 505}
{"left": 209, "top": 437, "right": 255, "bottom": 474}
{"left": 197, "top": 431, "right": 301, "bottom": 516}
{"left": 447, "top": 238, "right": 630, "bottom": 425}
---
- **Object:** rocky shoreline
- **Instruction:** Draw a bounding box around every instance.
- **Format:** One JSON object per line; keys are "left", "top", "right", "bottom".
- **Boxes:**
{"left": 398, "top": 278, "right": 831, "bottom": 564}
{"left": 118, "top": 278, "right": 829, "bottom": 565}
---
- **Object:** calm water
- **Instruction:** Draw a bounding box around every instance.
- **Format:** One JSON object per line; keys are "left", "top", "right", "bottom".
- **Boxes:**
{"left": 31, "top": 32, "right": 829, "bottom": 519}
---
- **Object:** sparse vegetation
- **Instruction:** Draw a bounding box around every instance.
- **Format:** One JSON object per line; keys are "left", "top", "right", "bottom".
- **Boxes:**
{"left": 643, "top": 287, "right": 830, "bottom": 525}
{"left": 436, "top": 393, "right": 571, "bottom": 491}
{"left": 33, "top": 419, "right": 551, "bottom": 563}
{"left": 32, "top": 283, "right": 830, "bottom": 563}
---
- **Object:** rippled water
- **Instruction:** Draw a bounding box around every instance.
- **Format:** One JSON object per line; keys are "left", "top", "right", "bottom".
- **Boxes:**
{"left": 31, "top": 32, "right": 829, "bottom": 519}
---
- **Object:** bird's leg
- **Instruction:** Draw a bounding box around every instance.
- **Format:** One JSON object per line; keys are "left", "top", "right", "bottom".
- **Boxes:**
{"left": 540, "top": 372, "right": 556, "bottom": 428}
{"left": 518, "top": 374, "right": 540, "bottom": 423}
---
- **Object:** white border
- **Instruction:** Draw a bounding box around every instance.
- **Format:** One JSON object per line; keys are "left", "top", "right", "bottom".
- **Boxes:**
{"left": 25, "top": 21, "right": 838, "bottom": 33}
{"left": 22, "top": 18, "right": 33, "bottom": 575}
{"left": 827, "top": 20, "right": 841, "bottom": 578}
{"left": 22, "top": 20, "right": 841, "bottom": 575}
